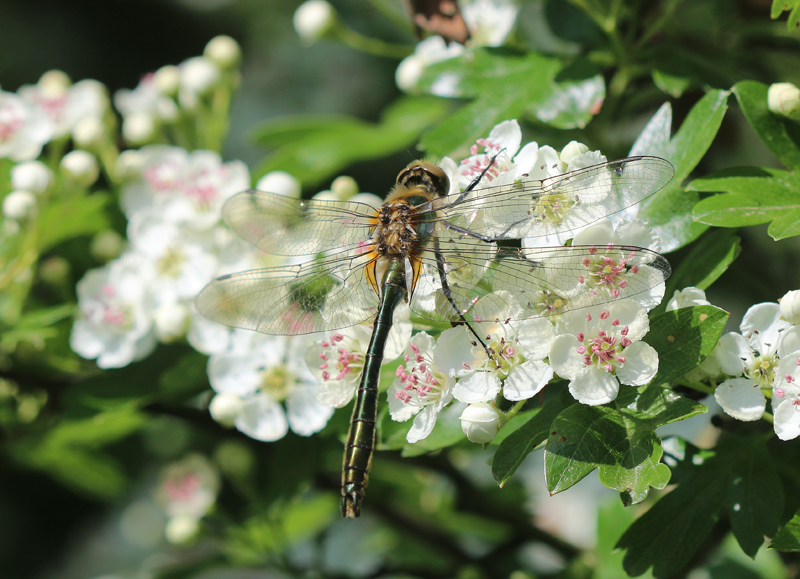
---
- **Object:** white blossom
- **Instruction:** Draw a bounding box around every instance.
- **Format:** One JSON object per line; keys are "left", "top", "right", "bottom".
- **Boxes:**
{"left": 439, "top": 317, "right": 555, "bottom": 404}
{"left": 255, "top": 170, "right": 301, "bottom": 198}
{"left": 18, "top": 73, "right": 107, "bottom": 139}
{"left": 549, "top": 300, "right": 658, "bottom": 405}
{"left": 0, "top": 90, "right": 53, "bottom": 161}
{"left": 207, "top": 331, "right": 334, "bottom": 441}
{"left": 772, "top": 351, "right": 800, "bottom": 440}
{"left": 70, "top": 253, "right": 156, "bottom": 368}
{"left": 714, "top": 301, "right": 798, "bottom": 422}
{"left": 310, "top": 307, "right": 412, "bottom": 408}
{"left": 387, "top": 332, "right": 455, "bottom": 443}
{"left": 460, "top": 0, "right": 519, "bottom": 47}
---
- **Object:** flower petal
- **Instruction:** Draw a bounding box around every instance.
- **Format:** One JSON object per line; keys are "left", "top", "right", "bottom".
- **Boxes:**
{"left": 714, "top": 378, "right": 766, "bottom": 422}
{"left": 503, "top": 360, "right": 553, "bottom": 400}
{"left": 287, "top": 385, "right": 334, "bottom": 436}
{"left": 568, "top": 367, "right": 619, "bottom": 405}
{"left": 773, "top": 398, "right": 800, "bottom": 440}
{"left": 235, "top": 393, "right": 288, "bottom": 441}
{"left": 716, "top": 332, "right": 751, "bottom": 376}
{"left": 549, "top": 334, "right": 584, "bottom": 380}
{"left": 453, "top": 371, "right": 501, "bottom": 403}
{"left": 616, "top": 341, "right": 659, "bottom": 386}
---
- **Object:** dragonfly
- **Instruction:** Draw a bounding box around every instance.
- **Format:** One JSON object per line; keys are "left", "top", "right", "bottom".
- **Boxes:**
{"left": 196, "top": 155, "right": 674, "bottom": 518}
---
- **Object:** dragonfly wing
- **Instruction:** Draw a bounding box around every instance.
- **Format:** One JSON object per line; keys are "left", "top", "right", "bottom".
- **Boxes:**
{"left": 222, "top": 190, "right": 377, "bottom": 256}
{"left": 196, "top": 253, "right": 379, "bottom": 335}
{"left": 409, "top": 237, "right": 670, "bottom": 324}
{"left": 434, "top": 156, "right": 674, "bottom": 240}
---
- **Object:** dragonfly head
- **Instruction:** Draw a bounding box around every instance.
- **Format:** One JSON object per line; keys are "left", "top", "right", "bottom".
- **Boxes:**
{"left": 396, "top": 160, "right": 450, "bottom": 198}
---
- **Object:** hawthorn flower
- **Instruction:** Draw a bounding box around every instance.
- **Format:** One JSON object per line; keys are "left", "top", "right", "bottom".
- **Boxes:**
{"left": 395, "top": 36, "right": 465, "bottom": 93}
{"left": 70, "top": 254, "right": 156, "bottom": 369}
{"left": 0, "top": 90, "right": 53, "bottom": 161}
{"left": 714, "top": 302, "right": 800, "bottom": 421}
{"left": 18, "top": 73, "right": 107, "bottom": 139}
{"left": 2, "top": 190, "right": 37, "bottom": 220}
{"left": 460, "top": 0, "right": 519, "bottom": 47}
{"left": 127, "top": 211, "right": 218, "bottom": 307}
{"left": 772, "top": 351, "right": 800, "bottom": 440}
{"left": 207, "top": 331, "right": 334, "bottom": 441}
{"left": 156, "top": 454, "right": 220, "bottom": 543}
{"left": 120, "top": 146, "right": 250, "bottom": 230}
{"left": 310, "top": 308, "right": 412, "bottom": 408}
{"left": 549, "top": 300, "right": 658, "bottom": 405}
{"left": 442, "top": 316, "right": 555, "bottom": 404}
{"left": 114, "top": 72, "right": 179, "bottom": 136}
{"left": 557, "top": 219, "right": 666, "bottom": 310}
{"left": 387, "top": 332, "right": 455, "bottom": 443}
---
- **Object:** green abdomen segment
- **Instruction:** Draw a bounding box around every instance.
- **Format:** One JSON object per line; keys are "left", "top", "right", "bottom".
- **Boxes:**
{"left": 341, "top": 265, "right": 405, "bottom": 518}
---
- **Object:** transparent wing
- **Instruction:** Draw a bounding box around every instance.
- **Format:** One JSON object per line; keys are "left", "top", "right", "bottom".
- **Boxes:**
{"left": 196, "top": 252, "right": 379, "bottom": 335}
{"left": 222, "top": 190, "right": 377, "bottom": 257}
{"left": 425, "top": 156, "right": 674, "bottom": 240}
{"left": 408, "top": 233, "right": 670, "bottom": 324}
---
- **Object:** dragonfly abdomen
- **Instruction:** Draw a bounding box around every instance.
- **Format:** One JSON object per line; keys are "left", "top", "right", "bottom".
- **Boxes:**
{"left": 341, "top": 260, "right": 407, "bottom": 517}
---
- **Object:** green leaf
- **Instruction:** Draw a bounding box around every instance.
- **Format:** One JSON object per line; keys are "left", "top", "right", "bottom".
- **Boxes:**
{"left": 732, "top": 81, "right": 800, "bottom": 170}
{"left": 662, "top": 228, "right": 741, "bottom": 302}
{"left": 618, "top": 436, "right": 784, "bottom": 576}
{"left": 491, "top": 388, "right": 574, "bottom": 486}
{"left": 772, "top": 0, "right": 800, "bottom": 19}
{"left": 771, "top": 512, "right": 800, "bottom": 552}
{"left": 37, "top": 192, "right": 111, "bottom": 252}
{"left": 253, "top": 96, "right": 449, "bottom": 186}
{"left": 417, "top": 50, "right": 604, "bottom": 156}
{"left": 544, "top": 384, "right": 704, "bottom": 503}
{"left": 646, "top": 305, "right": 730, "bottom": 386}
{"left": 690, "top": 167, "right": 800, "bottom": 240}
{"left": 629, "top": 91, "right": 730, "bottom": 251}
{"left": 0, "top": 304, "right": 73, "bottom": 351}
{"left": 652, "top": 69, "right": 692, "bottom": 98}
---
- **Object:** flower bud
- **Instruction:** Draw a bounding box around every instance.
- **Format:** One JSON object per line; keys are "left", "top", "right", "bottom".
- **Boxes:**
{"left": 114, "top": 150, "right": 144, "bottom": 181}
{"left": 38, "top": 69, "right": 71, "bottom": 97}
{"left": 2, "top": 190, "right": 37, "bottom": 220}
{"left": 180, "top": 57, "right": 220, "bottom": 96}
{"left": 90, "top": 230, "right": 125, "bottom": 262}
{"left": 255, "top": 170, "right": 301, "bottom": 198}
{"left": 39, "top": 256, "right": 71, "bottom": 285}
{"left": 60, "top": 150, "right": 99, "bottom": 187}
{"left": 460, "top": 402, "right": 501, "bottom": 444}
{"left": 780, "top": 289, "right": 800, "bottom": 324}
{"left": 768, "top": 83, "right": 800, "bottom": 120}
{"left": 293, "top": 0, "right": 336, "bottom": 43}
{"left": 72, "top": 116, "right": 105, "bottom": 147}
{"left": 11, "top": 161, "right": 52, "bottom": 194}
{"left": 122, "top": 112, "right": 155, "bottom": 145}
{"left": 209, "top": 393, "right": 244, "bottom": 427}
{"left": 204, "top": 35, "right": 241, "bottom": 69}
{"left": 560, "top": 141, "right": 590, "bottom": 165}
{"left": 331, "top": 175, "right": 358, "bottom": 200}
{"left": 153, "top": 65, "right": 180, "bottom": 96}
